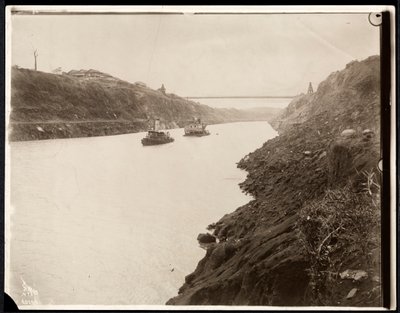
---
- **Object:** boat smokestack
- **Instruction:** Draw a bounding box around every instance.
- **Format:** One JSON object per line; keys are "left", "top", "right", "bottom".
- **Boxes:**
{"left": 154, "top": 119, "right": 160, "bottom": 131}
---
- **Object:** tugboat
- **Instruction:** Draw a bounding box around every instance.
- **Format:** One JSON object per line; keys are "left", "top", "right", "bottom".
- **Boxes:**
{"left": 184, "top": 118, "right": 210, "bottom": 137}
{"left": 141, "top": 119, "right": 174, "bottom": 146}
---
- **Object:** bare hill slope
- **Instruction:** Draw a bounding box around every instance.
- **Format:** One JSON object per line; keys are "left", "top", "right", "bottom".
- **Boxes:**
{"left": 9, "top": 68, "right": 278, "bottom": 141}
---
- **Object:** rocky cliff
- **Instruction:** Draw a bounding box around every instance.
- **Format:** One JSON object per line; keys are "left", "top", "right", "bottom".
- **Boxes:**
{"left": 167, "top": 55, "right": 382, "bottom": 306}
{"left": 9, "top": 68, "right": 278, "bottom": 141}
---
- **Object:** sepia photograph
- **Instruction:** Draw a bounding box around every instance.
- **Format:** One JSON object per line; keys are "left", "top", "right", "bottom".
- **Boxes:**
{"left": 4, "top": 5, "right": 395, "bottom": 310}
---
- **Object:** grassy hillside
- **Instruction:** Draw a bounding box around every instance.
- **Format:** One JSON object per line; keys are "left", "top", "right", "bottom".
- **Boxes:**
{"left": 167, "top": 56, "right": 382, "bottom": 306}
{"left": 9, "top": 68, "right": 279, "bottom": 141}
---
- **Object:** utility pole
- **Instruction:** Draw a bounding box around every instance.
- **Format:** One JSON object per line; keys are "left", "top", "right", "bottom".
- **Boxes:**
{"left": 34, "top": 50, "right": 38, "bottom": 71}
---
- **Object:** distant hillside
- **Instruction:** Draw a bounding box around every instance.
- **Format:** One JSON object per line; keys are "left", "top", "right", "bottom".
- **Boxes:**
{"left": 9, "top": 68, "right": 277, "bottom": 141}
{"left": 241, "top": 106, "right": 283, "bottom": 121}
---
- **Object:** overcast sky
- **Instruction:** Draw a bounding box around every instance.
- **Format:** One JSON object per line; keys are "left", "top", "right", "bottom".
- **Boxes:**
{"left": 11, "top": 12, "right": 380, "bottom": 97}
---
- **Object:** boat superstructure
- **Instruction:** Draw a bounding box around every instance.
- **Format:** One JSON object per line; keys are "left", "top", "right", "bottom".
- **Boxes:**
{"left": 141, "top": 119, "right": 174, "bottom": 146}
{"left": 184, "top": 118, "right": 210, "bottom": 137}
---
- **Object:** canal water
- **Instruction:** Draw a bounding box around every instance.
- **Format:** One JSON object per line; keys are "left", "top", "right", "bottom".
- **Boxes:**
{"left": 6, "top": 121, "right": 277, "bottom": 306}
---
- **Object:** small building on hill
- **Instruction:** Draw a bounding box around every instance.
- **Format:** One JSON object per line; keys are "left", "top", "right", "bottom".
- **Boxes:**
{"left": 67, "top": 69, "right": 113, "bottom": 80}
{"left": 135, "top": 81, "right": 147, "bottom": 88}
{"left": 68, "top": 70, "right": 86, "bottom": 77}
{"left": 158, "top": 84, "right": 166, "bottom": 95}
{"left": 52, "top": 67, "right": 62, "bottom": 75}
{"left": 86, "top": 69, "right": 112, "bottom": 78}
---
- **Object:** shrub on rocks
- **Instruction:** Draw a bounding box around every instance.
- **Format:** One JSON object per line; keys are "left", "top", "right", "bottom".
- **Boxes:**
{"left": 297, "top": 182, "right": 380, "bottom": 305}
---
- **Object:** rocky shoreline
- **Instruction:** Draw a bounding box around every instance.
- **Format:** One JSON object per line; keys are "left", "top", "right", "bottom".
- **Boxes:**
{"left": 167, "top": 56, "right": 382, "bottom": 306}
{"left": 8, "top": 118, "right": 277, "bottom": 142}
{"left": 8, "top": 120, "right": 149, "bottom": 141}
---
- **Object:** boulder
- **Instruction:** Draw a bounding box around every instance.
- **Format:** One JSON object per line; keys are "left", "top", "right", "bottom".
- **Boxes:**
{"left": 197, "top": 233, "right": 216, "bottom": 244}
{"left": 339, "top": 269, "right": 368, "bottom": 281}
{"left": 346, "top": 288, "right": 358, "bottom": 299}
{"left": 362, "top": 129, "right": 374, "bottom": 140}
{"left": 340, "top": 129, "right": 356, "bottom": 137}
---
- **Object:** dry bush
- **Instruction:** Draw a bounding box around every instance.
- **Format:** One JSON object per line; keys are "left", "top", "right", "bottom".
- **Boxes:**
{"left": 297, "top": 173, "right": 380, "bottom": 305}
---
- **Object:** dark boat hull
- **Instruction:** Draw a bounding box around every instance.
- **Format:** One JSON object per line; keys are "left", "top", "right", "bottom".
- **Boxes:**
{"left": 183, "top": 132, "right": 210, "bottom": 137}
{"left": 141, "top": 137, "right": 174, "bottom": 146}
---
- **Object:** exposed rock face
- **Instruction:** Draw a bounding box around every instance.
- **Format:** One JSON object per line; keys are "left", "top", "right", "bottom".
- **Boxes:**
{"left": 167, "top": 56, "right": 381, "bottom": 306}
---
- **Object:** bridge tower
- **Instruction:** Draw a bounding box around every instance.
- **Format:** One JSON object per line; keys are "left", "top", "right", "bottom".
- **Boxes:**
{"left": 307, "top": 82, "right": 314, "bottom": 94}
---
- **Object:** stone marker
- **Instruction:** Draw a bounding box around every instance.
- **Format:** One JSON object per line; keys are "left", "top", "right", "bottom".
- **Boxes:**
{"left": 346, "top": 288, "right": 358, "bottom": 299}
